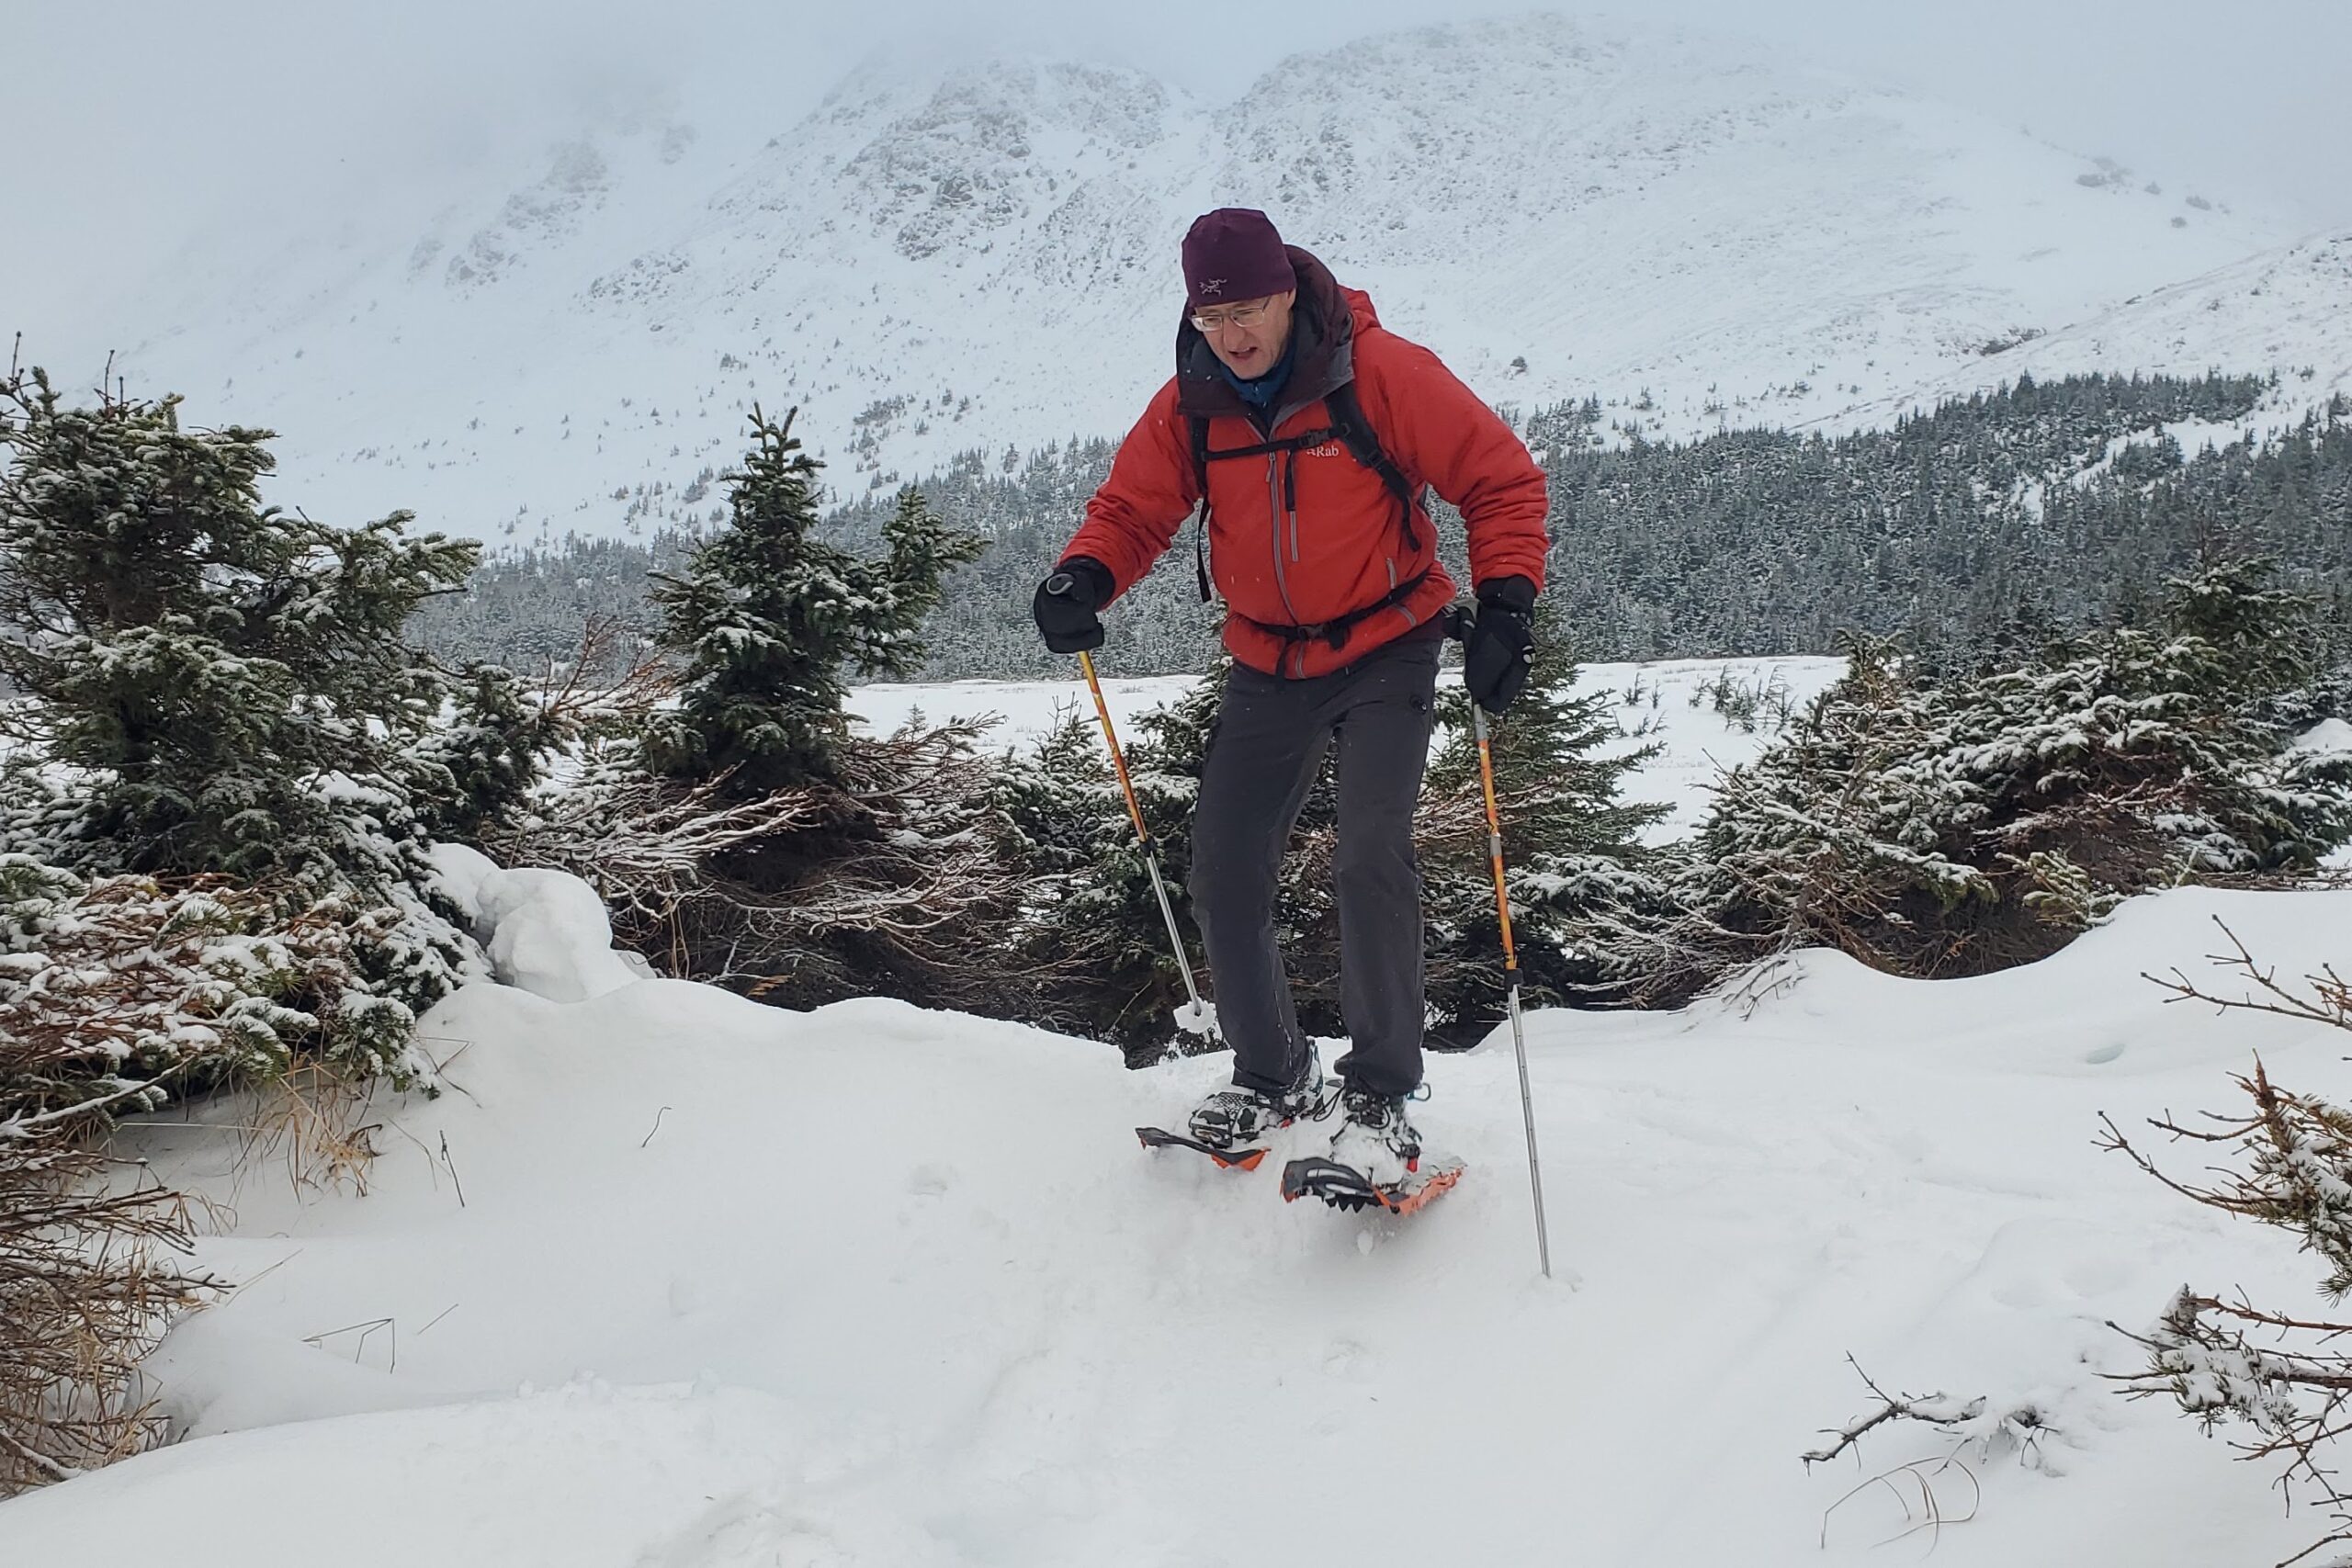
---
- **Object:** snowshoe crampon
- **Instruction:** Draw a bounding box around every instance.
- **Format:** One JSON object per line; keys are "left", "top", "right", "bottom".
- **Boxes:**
{"left": 1280, "top": 1155, "right": 1464, "bottom": 1215}
{"left": 1136, "top": 1125, "right": 1270, "bottom": 1171}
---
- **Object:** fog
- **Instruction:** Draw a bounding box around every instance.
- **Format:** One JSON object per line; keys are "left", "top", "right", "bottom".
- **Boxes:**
{"left": 5, "top": 0, "right": 2345, "bottom": 342}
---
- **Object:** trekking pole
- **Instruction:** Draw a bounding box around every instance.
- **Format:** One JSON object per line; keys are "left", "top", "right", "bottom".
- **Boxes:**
{"left": 1075, "top": 648, "right": 1209, "bottom": 1029}
{"left": 1458, "top": 618, "right": 1554, "bottom": 1279}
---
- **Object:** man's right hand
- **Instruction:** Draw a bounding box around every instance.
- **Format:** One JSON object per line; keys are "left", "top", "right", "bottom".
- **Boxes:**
{"left": 1033, "top": 558, "right": 1114, "bottom": 655}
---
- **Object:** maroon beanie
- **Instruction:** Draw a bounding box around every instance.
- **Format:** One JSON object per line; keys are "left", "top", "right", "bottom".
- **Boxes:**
{"left": 1182, "top": 209, "right": 1295, "bottom": 309}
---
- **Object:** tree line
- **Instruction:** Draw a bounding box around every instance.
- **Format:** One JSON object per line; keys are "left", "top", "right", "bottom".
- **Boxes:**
{"left": 413, "top": 371, "right": 2352, "bottom": 682}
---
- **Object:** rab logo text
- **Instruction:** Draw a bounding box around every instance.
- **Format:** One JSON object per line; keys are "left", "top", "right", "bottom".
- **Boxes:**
{"left": 1303, "top": 442, "right": 1346, "bottom": 457}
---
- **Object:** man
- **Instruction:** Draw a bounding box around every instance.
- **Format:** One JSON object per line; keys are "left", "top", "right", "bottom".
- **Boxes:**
{"left": 1033, "top": 208, "right": 1549, "bottom": 1184}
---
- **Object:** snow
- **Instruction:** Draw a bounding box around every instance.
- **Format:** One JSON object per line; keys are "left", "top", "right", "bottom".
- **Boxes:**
{"left": 2294, "top": 716, "right": 2352, "bottom": 757}
{"left": 845, "top": 674, "right": 1184, "bottom": 754}
{"left": 4, "top": 845, "right": 2346, "bottom": 1562}
{"left": 427, "top": 842, "right": 639, "bottom": 1005}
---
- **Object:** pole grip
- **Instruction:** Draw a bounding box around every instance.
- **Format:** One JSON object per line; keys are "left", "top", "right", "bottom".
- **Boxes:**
{"left": 1471, "top": 717, "right": 1521, "bottom": 976}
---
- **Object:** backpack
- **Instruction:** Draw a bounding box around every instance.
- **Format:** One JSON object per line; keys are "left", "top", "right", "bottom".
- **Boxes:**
{"left": 1184, "top": 380, "right": 1430, "bottom": 651}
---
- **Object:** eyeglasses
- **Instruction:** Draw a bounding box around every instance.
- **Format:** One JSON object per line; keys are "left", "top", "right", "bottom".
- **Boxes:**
{"left": 1190, "top": 300, "right": 1276, "bottom": 333}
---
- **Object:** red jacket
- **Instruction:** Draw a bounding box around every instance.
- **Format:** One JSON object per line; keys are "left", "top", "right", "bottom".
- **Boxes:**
{"left": 1061, "top": 247, "right": 1550, "bottom": 679}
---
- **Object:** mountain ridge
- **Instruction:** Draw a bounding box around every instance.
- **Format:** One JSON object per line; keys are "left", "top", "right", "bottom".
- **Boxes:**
{"left": 36, "top": 14, "right": 2349, "bottom": 547}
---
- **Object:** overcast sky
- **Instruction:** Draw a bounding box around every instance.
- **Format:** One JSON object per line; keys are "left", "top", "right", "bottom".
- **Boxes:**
{"left": 6, "top": 0, "right": 2346, "bottom": 336}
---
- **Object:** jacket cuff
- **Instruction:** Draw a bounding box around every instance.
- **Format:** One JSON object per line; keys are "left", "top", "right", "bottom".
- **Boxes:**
{"left": 1475, "top": 574, "right": 1537, "bottom": 613}
{"left": 1057, "top": 556, "right": 1116, "bottom": 603}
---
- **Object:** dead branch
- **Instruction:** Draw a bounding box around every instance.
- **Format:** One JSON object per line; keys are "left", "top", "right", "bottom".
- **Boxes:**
{"left": 2143, "top": 917, "right": 2352, "bottom": 1035}
{"left": 1804, "top": 1355, "right": 1988, "bottom": 1469}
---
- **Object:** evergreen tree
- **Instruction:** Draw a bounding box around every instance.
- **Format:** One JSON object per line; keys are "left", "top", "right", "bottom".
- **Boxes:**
{"left": 1422, "top": 597, "right": 1673, "bottom": 1026}
{"left": 409, "top": 662, "right": 576, "bottom": 845}
{"left": 640, "top": 408, "right": 981, "bottom": 795}
{"left": 0, "top": 364, "right": 505, "bottom": 1087}
{"left": 0, "top": 365, "right": 478, "bottom": 890}
{"left": 988, "top": 705, "right": 1182, "bottom": 1047}
{"left": 1005, "top": 610, "right": 1676, "bottom": 1049}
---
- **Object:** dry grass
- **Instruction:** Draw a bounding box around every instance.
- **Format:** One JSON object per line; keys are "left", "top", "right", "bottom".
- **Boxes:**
{"left": 0, "top": 1134, "right": 210, "bottom": 1496}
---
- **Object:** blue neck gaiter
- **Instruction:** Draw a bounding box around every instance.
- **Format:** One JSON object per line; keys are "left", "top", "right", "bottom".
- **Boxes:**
{"left": 1218, "top": 333, "right": 1297, "bottom": 417}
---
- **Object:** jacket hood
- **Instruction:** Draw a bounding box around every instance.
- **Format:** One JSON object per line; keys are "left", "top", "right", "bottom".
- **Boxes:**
{"left": 1173, "top": 246, "right": 1374, "bottom": 422}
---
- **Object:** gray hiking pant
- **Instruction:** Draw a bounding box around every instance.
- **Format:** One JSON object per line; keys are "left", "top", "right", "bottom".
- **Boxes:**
{"left": 1190, "top": 632, "right": 1440, "bottom": 1100}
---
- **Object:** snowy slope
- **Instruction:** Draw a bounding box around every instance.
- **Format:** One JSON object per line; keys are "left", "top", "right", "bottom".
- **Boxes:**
{"left": 1, "top": 853, "right": 2346, "bottom": 1564}
{"left": 33, "top": 16, "right": 2344, "bottom": 549}
{"left": 1835, "top": 227, "right": 2352, "bottom": 438}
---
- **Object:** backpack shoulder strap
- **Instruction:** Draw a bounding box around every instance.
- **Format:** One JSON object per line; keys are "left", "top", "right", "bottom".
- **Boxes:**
{"left": 1322, "top": 381, "right": 1422, "bottom": 551}
{"left": 1186, "top": 414, "right": 1212, "bottom": 500}
{"left": 1187, "top": 413, "right": 1214, "bottom": 604}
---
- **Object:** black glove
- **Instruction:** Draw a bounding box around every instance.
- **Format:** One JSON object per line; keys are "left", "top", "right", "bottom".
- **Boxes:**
{"left": 1463, "top": 575, "right": 1537, "bottom": 714}
{"left": 1033, "top": 558, "right": 1114, "bottom": 655}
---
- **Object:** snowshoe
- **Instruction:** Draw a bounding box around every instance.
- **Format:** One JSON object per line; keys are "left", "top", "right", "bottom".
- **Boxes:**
{"left": 1282, "top": 1086, "right": 1463, "bottom": 1214}
{"left": 1135, "top": 1125, "right": 1272, "bottom": 1171}
{"left": 1137, "top": 1047, "right": 1327, "bottom": 1172}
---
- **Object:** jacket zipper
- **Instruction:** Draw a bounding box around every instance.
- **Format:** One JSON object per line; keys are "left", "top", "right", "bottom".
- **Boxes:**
{"left": 1283, "top": 450, "right": 1302, "bottom": 563}
{"left": 1265, "top": 453, "right": 1306, "bottom": 676}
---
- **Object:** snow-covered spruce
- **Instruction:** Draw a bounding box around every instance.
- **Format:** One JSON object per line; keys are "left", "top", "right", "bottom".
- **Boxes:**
{"left": 0, "top": 366, "right": 533, "bottom": 1098}
{"left": 991, "top": 606, "right": 1678, "bottom": 1054}
{"left": 492, "top": 404, "right": 1058, "bottom": 1016}
{"left": 1679, "top": 561, "right": 2352, "bottom": 982}
{"left": 638, "top": 405, "right": 981, "bottom": 796}
{"left": 0, "top": 859, "right": 428, "bottom": 1132}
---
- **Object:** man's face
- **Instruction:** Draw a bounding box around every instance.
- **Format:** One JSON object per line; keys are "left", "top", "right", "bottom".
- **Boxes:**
{"left": 1193, "top": 288, "right": 1296, "bottom": 379}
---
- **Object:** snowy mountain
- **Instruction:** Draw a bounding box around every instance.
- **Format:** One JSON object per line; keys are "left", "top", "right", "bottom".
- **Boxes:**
{"left": 40, "top": 15, "right": 2352, "bottom": 547}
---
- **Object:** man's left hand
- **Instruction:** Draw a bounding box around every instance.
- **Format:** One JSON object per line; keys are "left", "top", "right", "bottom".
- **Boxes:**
{"left": 1464, "top": 576, "right": 1537, "bottom": 714}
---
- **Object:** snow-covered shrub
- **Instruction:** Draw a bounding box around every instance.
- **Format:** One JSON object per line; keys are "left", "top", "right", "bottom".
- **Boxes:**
{"left": 986, "top": 705, "right": 1165, "bottom": 1043}
{"left": 495, "top": 719, "right": 1035, "bottom": 1015}
{"left": 0, "top": 364, "right": 491, "bottom": 1049}
{"left": 1684, "top": 563, "right": 2352, "bottom": 979}
{"left": 488, "top": 405, "right": 1028, "bottom": 1014}
{"left": 0, "top": 859, "right": 428, "bottom": 1134}
{"left": 0, "top": 366, "right": 478, "bottom": 887}
{"left": 408, "top": 661, "right": 581, "bottom": 845}
{"left": 1418, "top": 597, "right": 1675, "bottom": 1028}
